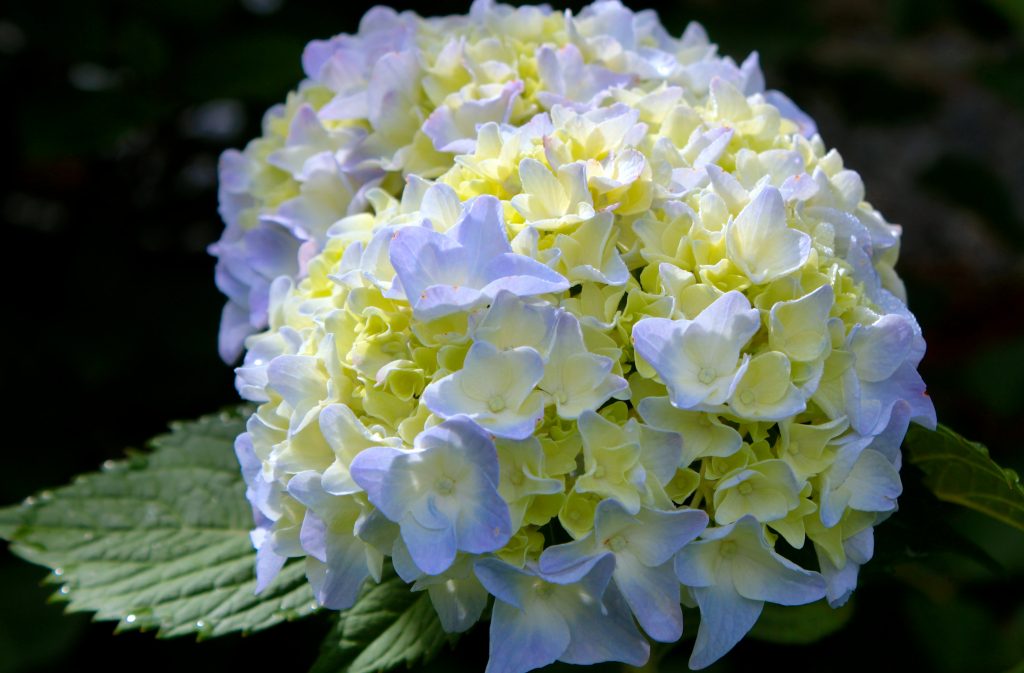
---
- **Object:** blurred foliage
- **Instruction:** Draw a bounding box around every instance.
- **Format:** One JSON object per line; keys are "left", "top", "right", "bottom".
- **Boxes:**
{"left": 2, "top": 0, "right": 1021, "bottom": 671}
{"left": 905, "top": 425, "right": 1024, "bottom": 532}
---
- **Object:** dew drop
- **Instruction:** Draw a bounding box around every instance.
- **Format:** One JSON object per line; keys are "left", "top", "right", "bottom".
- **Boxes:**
{"left": 53, "top": 567, "right": 64, "bottom": 577}
{"left": 125, "top": 614, "right": 137, "bottom": 624}
{"left": 22, "top": 496, "right": 36, "bottom": 506}
{"left": 102, "top": 460, "right": 117, "bottom": 471}
{"left": 58, "top": 586, "right": 70, "bottom": 595}
{"left": 195, "top": 620, "right": 206, "bottom": 630}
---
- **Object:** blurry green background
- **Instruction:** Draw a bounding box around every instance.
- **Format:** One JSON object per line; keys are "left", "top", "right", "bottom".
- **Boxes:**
{"left": 1, "top": 0, "right": 1022, "bottom": 671}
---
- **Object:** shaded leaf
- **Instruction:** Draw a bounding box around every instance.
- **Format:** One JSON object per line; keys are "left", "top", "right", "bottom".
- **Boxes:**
{"left": 0, "top": 408, "right": 316, "bottom": 638}
{"left": 904, "top": 424, "right": 1024, "bottom": 533}
{"left": 310, "top": 570, "right": 452, "bottom": 673}
{"left": 870, "top": 465, "right": 1004, "bottom": 575}
{"left": 748, "top": 600, "right": 853, "bottom": 645}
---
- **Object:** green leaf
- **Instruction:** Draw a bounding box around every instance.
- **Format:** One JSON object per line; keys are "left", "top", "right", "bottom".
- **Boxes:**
{"left": 310, "top": 570, "right": 452, "bottom": 673}
{"left": 904, "top": 424, "right": 1024, "bottom": 533}
{"left": 0, "top": 408, "right": 317, "bottom": 638}
{"left": 0, "top": 505, "right": 21, "bottom": 541}
{"left": 748, "top": 600, "right": 854, "bottom": 644}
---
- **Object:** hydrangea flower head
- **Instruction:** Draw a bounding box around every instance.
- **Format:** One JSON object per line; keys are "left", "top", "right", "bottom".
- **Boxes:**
{"left": 225, "top": 2, "right": 936, "bottom": 670}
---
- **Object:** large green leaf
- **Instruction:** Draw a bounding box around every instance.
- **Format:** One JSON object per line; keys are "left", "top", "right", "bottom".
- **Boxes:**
{"left": 0, "top": 409, "right": 317, "bottom": 638}
{"left": 904, "top": 424, "right": 1024, "bottom": 533}
{"left": 748, "top": 600, "right": 853, "bottom": 644}
{"left": 310, "top": 571, "right": 453, "bottom": 673}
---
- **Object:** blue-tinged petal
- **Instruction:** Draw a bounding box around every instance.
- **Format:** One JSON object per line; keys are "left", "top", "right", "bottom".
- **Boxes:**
{"left": 868, "top": 400, "right": 912, "bottom": 468}
{"left": 728, "top": 517, "right": 826, "bottom": 605}
{"left": 675, "top": 540, "right": 721, "bottom": 589}
{"left": 219, "top": 301, "right": 252, "bottom": 364}
{"left": 689, "top": 584, "right": 763, "bottom": 670}
{"left": 638, "top": 425, "right": 683, "bottom": 487}
{"left": 844, "top": 449, "right": 902, "bottom": 513}
{"left": 306, "top": 531, "right": 374, "bottom": 610}
{"left": 254, "top": 530, "right": 287, "bottom": 593}
{"left": 417, "top": 557, "right": 490, "bottom": 633}
{"left": 416, "top": 285, "right": 488, "bottom": 319}
{"left": 427, "top": 576, "right": 489, "bottom": 634}
{"left": 355, "top": 509, "right": 398, "bottom": 576}
{"left": 287, "top": 470, "right": 331, "bottom": 512}
{"left": 857, "top": 361, "right": 935, "bottom": 434}
{"left": 389, "top": 537, "right": 422, "bottom": 584}
{"left": 299, "top": 507, "right": 329, "bottom": 563}
{"left": 235, "top": 432, "right": 276, "bottom": 519}
{"left": 455, "top": 478, "right": 514, "bottom": 555}
{"left": 420, "top": 182, "right": 462, "bottom": 231}
{"left": 485, "top": 598, "right": 569, "bottom": 673}
{"left": 764, "top": 90, "right": 818, "bottom": 137}
{"left": 481, "top": 253, "right": 571, "bottom": 297}
{"left": 422, "top": 343, "right": 546, "bottom": 439}
{"left": 815, "top": 541, "right": 859, "bottom": 608}
{"left": 358, "top": 419, "right": 510, "bottom": 575}
{"left": 423, "top": 81, "right": 524, "bottom": 154}
{"left": 415, "top": 416, "right": 502, "bottom": 485}
{"left": 348, "top": 446, "right": 408, "bottom": 519}
{"left": 475, "top": 558, "right": 535, "bottom": 609}
{"left": 402, "top": 495, "right": 457, "bottom": 575}
{"left": 388, "top": 224, "right": 466, "bottom": 305}
{"left": 450, "top": 196, "right": 512, "bottom": 275}
{"left": 613, "top": 553, "right": 683, "bottom": 642}
{"left": 365, "top": 50, "right": 421, "bottom": 135}
{"left": 558, "top": 578, "right": 650, "bottom": 667}
{"left": 632, "top": 318, "right": 701, "bottom": 406}
{"left": 849, "top": 314, "right": 913, "bottom": 383}
{"left": 821, "top": 446, "right": 901, "bottom": 526}
{"left": 537, "top": 538, "right": 606, "bottom": 583}
{"left": 540, "top": 310, "right": 628, "bottom": 419}
{"left": 481, "top": 556, "right": 642, "bottom": 671}
{"left": 266, "top": 355, "right": 326, "bottom": 420}
{"left": 471, "top": 291, "right": 559, "bottom": 355}
{"left": 617, "top": 506, "right": 709, "bottom": 568}
{"left": 634, "top": 293, "right": 759, "bottom": 410}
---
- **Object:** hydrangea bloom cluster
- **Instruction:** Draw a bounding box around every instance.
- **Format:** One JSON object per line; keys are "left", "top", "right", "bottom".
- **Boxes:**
{"left": 225, "top": 2, "right": 936, "bottom": 670}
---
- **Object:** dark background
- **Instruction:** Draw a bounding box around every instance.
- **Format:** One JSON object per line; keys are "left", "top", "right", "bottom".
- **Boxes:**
{"left": 1, "top": 1, "right": 1022, "bottom": 671}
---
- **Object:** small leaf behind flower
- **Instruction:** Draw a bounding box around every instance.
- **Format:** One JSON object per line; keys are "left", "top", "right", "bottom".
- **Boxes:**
{"left": 904, "top": 424, "right": 1024, "bottom": 533}
{"left": 310, "top": 570, "right": 453, "bottom": 673}
{"left": 0, "top": 408, "right": 316, "bottom": 638}
{"left": 748, "top": 600, "right": 854, "bottom": 644}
